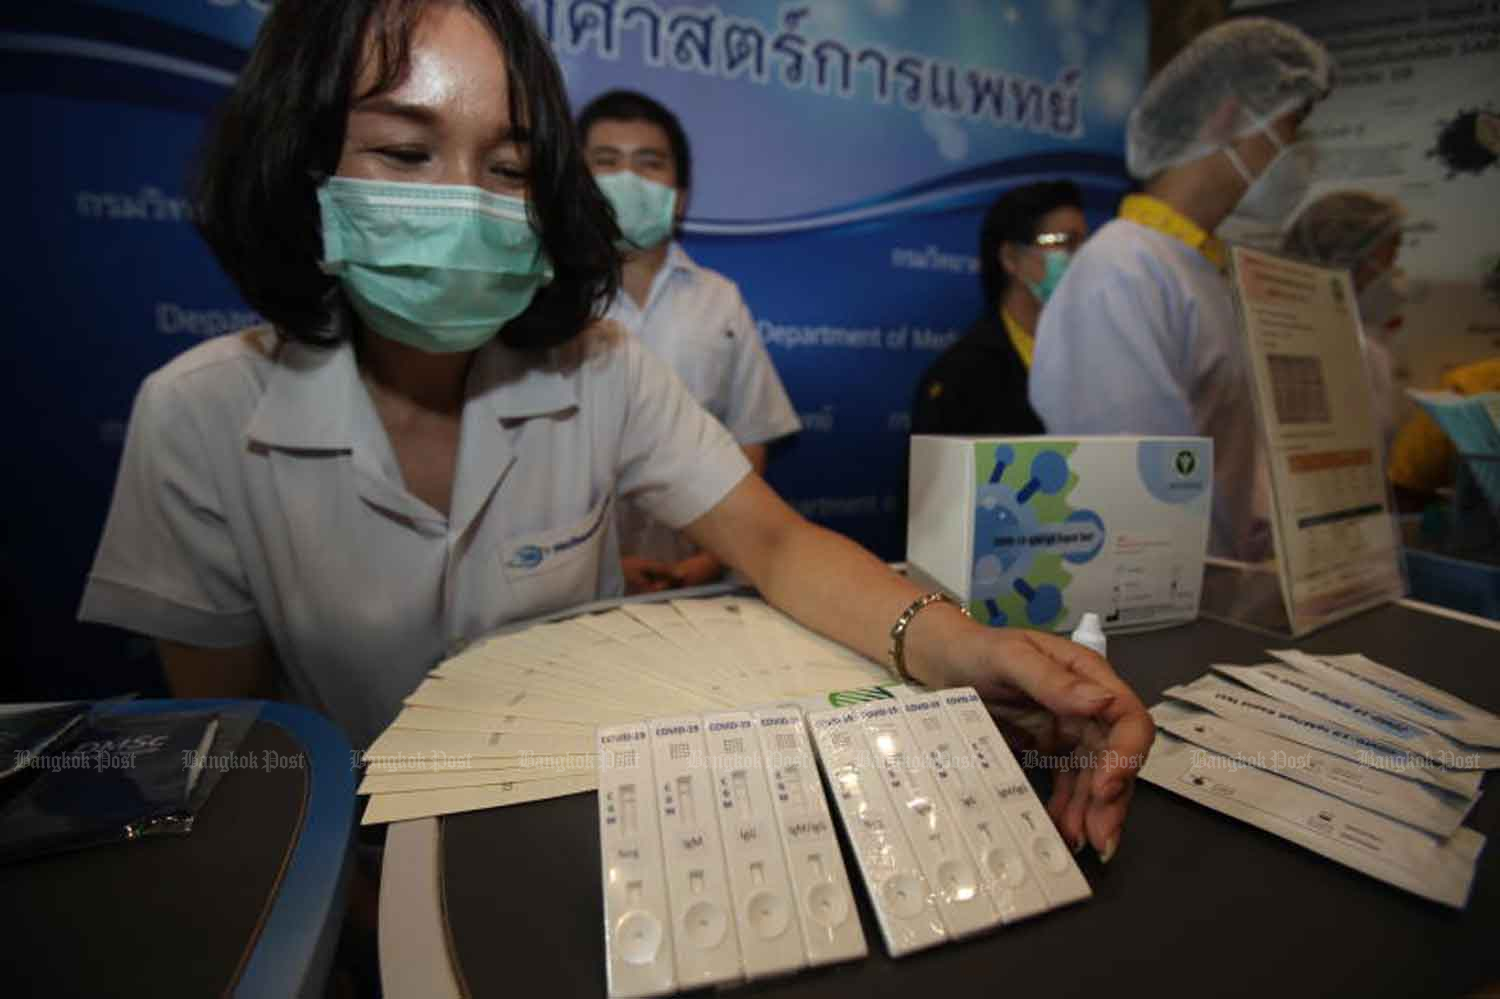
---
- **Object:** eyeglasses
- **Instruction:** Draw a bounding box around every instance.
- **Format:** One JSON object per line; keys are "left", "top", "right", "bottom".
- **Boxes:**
{"left": 1032, "top": 231, "right": 1087, "bottom": 252}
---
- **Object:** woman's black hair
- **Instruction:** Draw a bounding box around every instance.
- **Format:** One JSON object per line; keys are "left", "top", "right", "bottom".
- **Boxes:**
{"left": 193, "top": 0, "right": 620, "bottom": 349}
{"left": 978, "top": 180, "right": 1082, "bottom": 306}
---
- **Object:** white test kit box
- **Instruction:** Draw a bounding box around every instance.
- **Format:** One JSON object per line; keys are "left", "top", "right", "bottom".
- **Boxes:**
{"left": 907, "top": 435, "right": 1212, "bottom": 633}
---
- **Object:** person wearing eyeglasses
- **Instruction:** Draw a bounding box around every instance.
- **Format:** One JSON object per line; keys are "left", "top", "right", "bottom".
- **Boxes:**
{"left": 910, "top": 181, "right": 1088, "bottom": 437}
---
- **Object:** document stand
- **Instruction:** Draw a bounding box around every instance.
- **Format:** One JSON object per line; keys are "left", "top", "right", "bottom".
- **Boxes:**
{"left": 1208, "top": 245, "right": 1409, "bottom": 638}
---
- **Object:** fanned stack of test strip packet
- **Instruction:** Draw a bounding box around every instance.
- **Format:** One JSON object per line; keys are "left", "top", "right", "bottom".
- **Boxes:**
{"left": 360, "top": 593, "right": 1099, "bottom": 995}
{"left": 1140, "top": 648, "right": 1499, "bottom": 908}
{"left": 358, "top": 594, "right": 898, "bottom": 824}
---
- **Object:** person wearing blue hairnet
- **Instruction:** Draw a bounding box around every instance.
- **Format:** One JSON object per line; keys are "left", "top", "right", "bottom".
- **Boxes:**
{"left": 1030, "top": 17, "right": 1334, "bottom": 559}
{"left": 1283, "top": 190, "right": 1408, "bottom": 442}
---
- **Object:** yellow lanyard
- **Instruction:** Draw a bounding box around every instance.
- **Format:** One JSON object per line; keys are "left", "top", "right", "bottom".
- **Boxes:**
{"left": 1000, "top": 309, "right": 1035, "bottom": 369}
{"left": 1117, "top": 194, "right": 1226, "bottom": 271}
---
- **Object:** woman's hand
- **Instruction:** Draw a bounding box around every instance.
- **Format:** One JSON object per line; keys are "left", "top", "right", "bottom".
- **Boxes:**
{"left": 920, "top": 620, "right": 1154, "bottom": 864}
{"left": 621, "top": 556, "right": 679, "bottom": 594}
{"left": 688, "top": 474, "right": 1155, "bottom": 863}
{"left": 668, "top": 551, "right": 726, "bottom": 589}
{"left": 622, "top": 552, "right": 725, "bottom": 592}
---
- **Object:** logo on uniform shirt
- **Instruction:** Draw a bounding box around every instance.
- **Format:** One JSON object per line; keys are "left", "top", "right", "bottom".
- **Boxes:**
{"left": 503, "top": 497, "right": 611, "bottom": 571}
{"left": 507, "top": 545, "right": 546, "bottom": 570}
{"left": 1174, "top": 450, "right": 1197, "bottom": 476}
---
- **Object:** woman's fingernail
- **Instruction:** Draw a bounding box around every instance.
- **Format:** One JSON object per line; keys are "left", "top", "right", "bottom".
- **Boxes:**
{"left": 1099, "top": 834, "right": 1119, "bottom": 865}
{"left": 1071, "top": 836, "right": 1086, "bottom": 855}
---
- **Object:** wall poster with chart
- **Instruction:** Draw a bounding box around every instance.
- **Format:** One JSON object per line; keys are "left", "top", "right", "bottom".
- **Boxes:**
{"left": 1228, "top": 245, "right": 1405, "bottom": 635}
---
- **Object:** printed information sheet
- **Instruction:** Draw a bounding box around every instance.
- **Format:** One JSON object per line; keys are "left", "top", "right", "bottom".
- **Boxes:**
{"left": 1229, "top": 246, "right": 1404, "bottom": 633}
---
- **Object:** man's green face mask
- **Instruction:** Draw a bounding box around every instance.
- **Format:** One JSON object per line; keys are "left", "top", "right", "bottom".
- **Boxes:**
{"left": 594, "top": 170, "right": 678, "bottom": 252}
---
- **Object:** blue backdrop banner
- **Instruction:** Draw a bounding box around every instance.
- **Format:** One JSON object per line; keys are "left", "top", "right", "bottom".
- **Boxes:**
{"left": 536, "top": 0, "right": 1147, "bottom": 558}
{"left": 1, "top": 0, "right": 1145, "bottom": 699}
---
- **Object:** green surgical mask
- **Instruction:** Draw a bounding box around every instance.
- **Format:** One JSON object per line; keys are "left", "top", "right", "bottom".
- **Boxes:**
{"left": 1024, "top": 249, "right": 1072, "bottom": 305}
{"left": 594, "top": 170, "right": 678, "bottom": 251}
{"left": 317, "top": 177, "right": 554, "bottom": 354}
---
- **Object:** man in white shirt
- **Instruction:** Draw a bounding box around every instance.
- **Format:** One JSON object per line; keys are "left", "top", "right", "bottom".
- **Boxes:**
{"left": 579, "top": 90, "right": 801, "bottom": 593}
{"left": 1029, "top": 18, "right": 1334, "bottom": 559}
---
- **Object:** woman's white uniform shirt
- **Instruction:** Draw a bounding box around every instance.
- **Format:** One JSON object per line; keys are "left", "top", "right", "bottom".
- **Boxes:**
{"left": 1029, "top": 218, "right": 1269, "bottom": 560}
{"left": 79, "top": 319, "right": 750, "bottom": 746}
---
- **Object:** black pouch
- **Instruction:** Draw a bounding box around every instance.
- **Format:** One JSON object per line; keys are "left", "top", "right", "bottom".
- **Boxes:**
{"left": 0, "top": 711, "right": 225, "bottom": 864}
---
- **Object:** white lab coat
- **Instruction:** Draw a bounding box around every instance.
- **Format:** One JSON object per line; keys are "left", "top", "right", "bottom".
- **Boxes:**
{"left": 80, "top": 320, "right": 750, "bottom": 746}
{"left": 1030, "top": 218, "right": 1269, "bottom": 559}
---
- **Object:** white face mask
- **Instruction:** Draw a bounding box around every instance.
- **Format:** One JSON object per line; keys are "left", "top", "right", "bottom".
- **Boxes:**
{"left": 1224, "top": 124, "right": 1314, "bottom": 223}
{"left": 1358, "top": 266, "right": 1408, "bottom": 330}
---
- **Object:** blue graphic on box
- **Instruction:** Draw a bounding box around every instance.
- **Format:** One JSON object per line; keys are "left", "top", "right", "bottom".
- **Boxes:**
{"left": 971, "top": 443, "right": 1105, "bottom": 630}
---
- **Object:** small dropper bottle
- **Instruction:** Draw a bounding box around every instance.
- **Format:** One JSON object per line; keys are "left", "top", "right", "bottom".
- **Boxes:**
{"left": 1070, "top": 612, "right": 1107, "bottom": 657}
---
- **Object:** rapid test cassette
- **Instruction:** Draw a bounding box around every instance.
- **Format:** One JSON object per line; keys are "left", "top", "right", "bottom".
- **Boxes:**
{"left": 598, "top": 723, "right": 676, "bottom": 998}
{"left": 598, "top": 709, "right": 865, "bottom": 997}
{"left": 929, "top": 689, "right": 1091, "bottom": 910}
{"left": 896, "top": 692, "right": 1053, "bottom": 923}
{"left": 807, "top": 687, "right": 1090, "bottom": 957}
{"left": 807, "top": 706, "right": 949, "bottom": 956}
{"left": 649, "top": 716, "right": 743, "bottom": 990}
{"left": 748, "top": 707, "right": 867, "bottom": 969}
{"left": 700, "top": 712, "right": 807, "bottom": 980}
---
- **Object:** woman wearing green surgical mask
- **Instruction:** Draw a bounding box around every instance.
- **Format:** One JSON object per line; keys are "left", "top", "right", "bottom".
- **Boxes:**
{"left": 82, "top": 0, "right": 1153, "bottom": 874}
{"left": 83, "top": 0, "right": 622, "bottom": 744}
{"left": 912, "top": 181, "right": 1088, "bottom": 437}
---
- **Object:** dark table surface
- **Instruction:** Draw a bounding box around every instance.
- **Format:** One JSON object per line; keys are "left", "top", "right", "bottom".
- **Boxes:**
{"left": 440, "top": 603, "right": 1500, "bottom": 998}
{"left": 0, "top": 698, "right": 356, "bottom": 998}
{"left": 0, "top": 711, "right": 307, "bottom": 997}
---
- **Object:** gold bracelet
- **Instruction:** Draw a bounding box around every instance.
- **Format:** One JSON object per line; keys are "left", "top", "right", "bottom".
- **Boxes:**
{"left": 888, "top": 591, "right": 969, "bottom": 682}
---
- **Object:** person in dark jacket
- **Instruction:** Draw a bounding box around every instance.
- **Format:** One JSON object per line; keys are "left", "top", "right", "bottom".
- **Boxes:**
{"left": 911, "top": 181, "right": 1087, "bottom": 435}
